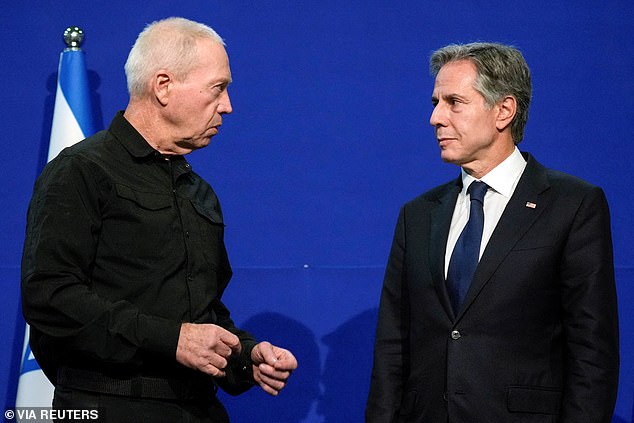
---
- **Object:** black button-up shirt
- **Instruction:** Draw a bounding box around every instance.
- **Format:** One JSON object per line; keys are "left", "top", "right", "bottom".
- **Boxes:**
{"left": 22, "top": 112, "right": 255, "bottom": 389}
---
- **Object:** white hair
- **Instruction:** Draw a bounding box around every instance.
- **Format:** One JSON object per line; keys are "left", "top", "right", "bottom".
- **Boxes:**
{"left": 124, "top": 17, "right": 225, "bottom": 98}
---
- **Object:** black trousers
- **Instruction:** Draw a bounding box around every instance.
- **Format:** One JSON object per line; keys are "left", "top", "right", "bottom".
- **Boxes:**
{"left": 52, "top": 386, "right": 230, "bottom": 423}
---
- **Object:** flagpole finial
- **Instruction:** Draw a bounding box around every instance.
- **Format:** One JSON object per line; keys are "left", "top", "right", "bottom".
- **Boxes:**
{"left": 63, "top": 26, "right": 84, "bottom": 51}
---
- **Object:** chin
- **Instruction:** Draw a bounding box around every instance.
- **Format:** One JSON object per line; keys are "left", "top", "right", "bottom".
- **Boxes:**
{"left": 195, "top": 137, "right": 212, "bottom": 148}
{"left": 440, "top": 151, "right": 460, "bottom": 164}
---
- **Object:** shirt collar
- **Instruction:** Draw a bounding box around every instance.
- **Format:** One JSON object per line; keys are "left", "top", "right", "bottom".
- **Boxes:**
{"left": 109, "top": 111, "right": 163, "bottom": 160}
{"left": 107, "top": 111, "right": 193, "bottom": 178}
{"left": 460, "top": 147, "right": 527, "bottom": 197}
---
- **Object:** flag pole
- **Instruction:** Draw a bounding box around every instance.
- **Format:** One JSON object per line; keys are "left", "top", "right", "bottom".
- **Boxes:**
{"left": 47, "top": 26, "right": 97, "bottom": 162}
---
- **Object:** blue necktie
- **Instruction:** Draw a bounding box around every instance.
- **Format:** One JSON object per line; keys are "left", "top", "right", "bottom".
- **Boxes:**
{"left": 447, "top": 181, "right": 488, "bottom": 314}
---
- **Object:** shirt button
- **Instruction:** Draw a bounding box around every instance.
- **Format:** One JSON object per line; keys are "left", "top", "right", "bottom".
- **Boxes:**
{"left": 451, "top": 330, "right": 461, "bottom": 340}
{"left": 185, "top": 231, "right": 190, "bottom": 238}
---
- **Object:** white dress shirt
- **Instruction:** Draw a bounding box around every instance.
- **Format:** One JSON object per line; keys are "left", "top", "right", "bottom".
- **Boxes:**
{"left": 444, "top": 148, "right": 527, "bottom": 278}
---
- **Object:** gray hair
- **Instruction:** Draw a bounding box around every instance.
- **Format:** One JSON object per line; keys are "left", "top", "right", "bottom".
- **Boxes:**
{"left": 430, "top": 42, "right": 532, "bottom": 144}
{"left": 125, "top": 17, "right": 225, "bottom": 98}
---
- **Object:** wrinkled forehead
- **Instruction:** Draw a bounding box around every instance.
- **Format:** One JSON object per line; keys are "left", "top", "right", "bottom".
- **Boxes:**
{"left": 432, "top": 60, "right": 479, "bottom": 94}
{"left": 192, "top": 39, "right": 232, "bottom": 80}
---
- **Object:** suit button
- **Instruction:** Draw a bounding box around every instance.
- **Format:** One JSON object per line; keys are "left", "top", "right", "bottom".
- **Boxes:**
{"left": 443, "top": 392, "right": 448, "bottom": 401}
{"left": 451, "top": 330, "right": 461, "bottom": 340}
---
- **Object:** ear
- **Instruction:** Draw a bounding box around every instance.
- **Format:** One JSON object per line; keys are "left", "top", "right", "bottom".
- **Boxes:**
{"left": 153, "top": 70, "right": 172, "bottom": 106}
{"left": 495, "top": 95, "right": 517, "bottom": 132}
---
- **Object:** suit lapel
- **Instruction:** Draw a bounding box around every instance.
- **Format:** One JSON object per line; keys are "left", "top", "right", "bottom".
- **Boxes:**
{"left": 429, "top": 178, "right": 461, "bottom": 320}
{"left": 456, "top": 153, "right": 552, "bottom": 320}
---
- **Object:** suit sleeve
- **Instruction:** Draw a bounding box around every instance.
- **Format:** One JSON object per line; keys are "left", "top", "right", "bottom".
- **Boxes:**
{"left": 366, "top": 207, "right": 409, "bottom": 423}
{"left": 559, "top": 187, "right": 619, "bottom": 422}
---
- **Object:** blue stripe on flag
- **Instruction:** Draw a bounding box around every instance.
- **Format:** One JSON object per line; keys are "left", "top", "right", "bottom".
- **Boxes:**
{"left": 58, "top": 50, "right": 97, "bottom": 137}
{"left": 20, "top": 343, "right": 41, "bottom": 375}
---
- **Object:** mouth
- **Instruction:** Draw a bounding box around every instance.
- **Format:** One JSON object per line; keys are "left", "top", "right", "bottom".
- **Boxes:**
{"left": 437, "top": 137, "right": 455, "bottom": 148}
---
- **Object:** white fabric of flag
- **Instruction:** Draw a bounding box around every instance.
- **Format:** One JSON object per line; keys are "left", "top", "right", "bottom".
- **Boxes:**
{"left": 16, "top": 45, "right": 97, "bottom": 408}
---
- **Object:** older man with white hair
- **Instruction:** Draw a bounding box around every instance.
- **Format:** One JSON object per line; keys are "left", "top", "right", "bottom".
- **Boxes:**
{"left": 22, "top": 17, "right": 297, "bottom": 423}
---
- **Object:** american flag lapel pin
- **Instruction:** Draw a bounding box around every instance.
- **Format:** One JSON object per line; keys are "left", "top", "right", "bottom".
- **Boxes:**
{"left": 525, "top": 201, "right": 537, "bottom": 209}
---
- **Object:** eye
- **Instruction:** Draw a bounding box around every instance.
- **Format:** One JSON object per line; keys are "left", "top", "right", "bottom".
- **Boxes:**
{"left": 211, "top": 83, "right": 229, "bottom": 94}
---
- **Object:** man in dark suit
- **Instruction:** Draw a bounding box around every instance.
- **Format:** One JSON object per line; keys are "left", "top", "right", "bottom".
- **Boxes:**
{"left": 366, "top": 42, "right": 619, "bottom": 422}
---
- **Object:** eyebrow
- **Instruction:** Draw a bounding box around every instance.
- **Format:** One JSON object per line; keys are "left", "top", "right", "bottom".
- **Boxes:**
{"left": 432, "top": 92, "right": 468, "bottom": 101}
{"left": 210, "top": 77, "right": 232, "bottom": 87}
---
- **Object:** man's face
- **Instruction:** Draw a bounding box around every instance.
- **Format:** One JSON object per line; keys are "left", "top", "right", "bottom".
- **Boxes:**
{"left": 430, "top": 60, "right": 500, "bottom": 169}
{"left": 165, "top": 38, "right": 233, "bottom": 153}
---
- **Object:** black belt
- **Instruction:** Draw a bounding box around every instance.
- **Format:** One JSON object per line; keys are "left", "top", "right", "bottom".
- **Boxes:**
{"left": 57, "top": 367, "right": 217, "bottom": 400}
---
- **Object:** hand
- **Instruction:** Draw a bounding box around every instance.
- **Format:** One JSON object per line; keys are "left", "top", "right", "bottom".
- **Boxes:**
{"left": 176, "top": 323, "right": 242, "bottom": 377}
{"left": 251, "top": 341, "right": 298, "bottom": 396}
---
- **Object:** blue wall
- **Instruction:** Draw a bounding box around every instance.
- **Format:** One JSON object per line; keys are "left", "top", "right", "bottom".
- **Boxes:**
{"left": 2, "top": 1, "right": 633, "bottom": 422}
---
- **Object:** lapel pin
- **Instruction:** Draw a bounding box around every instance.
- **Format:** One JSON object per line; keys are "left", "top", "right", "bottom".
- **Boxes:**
{"left": 525, "top": 201, "right": 537, "bottom": 209}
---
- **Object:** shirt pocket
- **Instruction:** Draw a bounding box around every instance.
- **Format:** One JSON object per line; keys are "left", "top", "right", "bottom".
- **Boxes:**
{"left": 190, "top": 200, "right": 227, "bottom": 272}
{"left": 191, "top": 200, "right": 224, "bottom": 225}
{"left": 115, "top": 184, "right": 173, "bottom": 211}
{"left": 108, "top": 184, "right": 176, "bottom": 259}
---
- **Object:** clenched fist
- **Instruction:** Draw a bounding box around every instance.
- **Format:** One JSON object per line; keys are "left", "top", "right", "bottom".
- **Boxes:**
{"left": 251, "top": 341, "right": 298, "bottom": 396}
{"left": 176, "top": 323, "right": 242, "bottom": 377}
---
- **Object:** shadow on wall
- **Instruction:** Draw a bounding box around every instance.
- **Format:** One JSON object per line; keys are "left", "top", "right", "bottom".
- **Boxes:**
{"left": 221, "top": 312, "right": 321, "bottom": 422}
{"left": 318, "top": 308, "right": 378, "bottom": 423}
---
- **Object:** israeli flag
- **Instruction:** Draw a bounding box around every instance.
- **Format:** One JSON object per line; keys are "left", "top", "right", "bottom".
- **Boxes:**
{"left": 47, "top": 40, "right": 98, "bottom": 161}
{"left": 16, "top": 30, "right": 98, "bottom": 409}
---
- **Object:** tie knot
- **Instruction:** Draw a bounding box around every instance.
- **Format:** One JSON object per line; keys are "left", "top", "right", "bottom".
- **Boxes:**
{"left": 468, "top": 181, "right": 488, "bottom": 204}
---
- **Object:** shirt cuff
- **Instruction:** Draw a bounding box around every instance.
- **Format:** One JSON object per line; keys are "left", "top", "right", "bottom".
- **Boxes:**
{"left": 138, "top": 315, "right": 181, "bottom": 358}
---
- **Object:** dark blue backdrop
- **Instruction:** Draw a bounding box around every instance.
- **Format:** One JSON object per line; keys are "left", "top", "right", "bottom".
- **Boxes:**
{"left": 2, "top": 1, "right": 633, "bottom": 422}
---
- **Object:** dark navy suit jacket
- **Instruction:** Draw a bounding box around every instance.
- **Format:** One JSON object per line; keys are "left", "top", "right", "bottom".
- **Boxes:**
{"left": 366, "top": 153, "right": 619, "bottom": 423}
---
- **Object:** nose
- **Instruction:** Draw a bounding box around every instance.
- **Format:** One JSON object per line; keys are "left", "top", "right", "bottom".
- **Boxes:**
{"left": 218, "top": 89, "right": 233, "bottom": 114}
{"left": 429, "top": 102, "right": 445, "bottom": 127}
